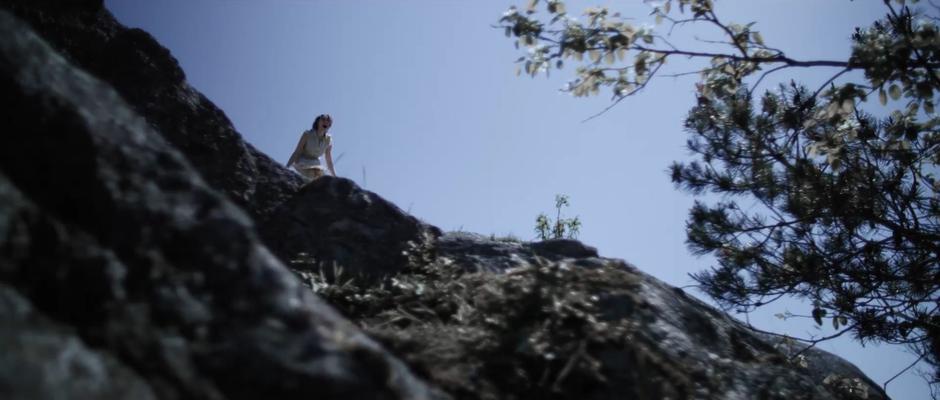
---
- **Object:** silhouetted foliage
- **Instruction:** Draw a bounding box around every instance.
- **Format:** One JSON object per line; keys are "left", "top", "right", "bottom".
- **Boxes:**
{"left": 500, "top": 0, "right": 940, "bottom": 391}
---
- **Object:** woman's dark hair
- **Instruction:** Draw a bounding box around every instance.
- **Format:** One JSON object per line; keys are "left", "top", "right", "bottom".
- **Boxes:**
{"left": 311, "top": 114, "right": 332, "bottom": 132}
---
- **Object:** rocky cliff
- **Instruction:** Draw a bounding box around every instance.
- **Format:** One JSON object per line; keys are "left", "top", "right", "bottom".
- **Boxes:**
{"left": 0, "top": 2, "right": 889, "bottom": 399}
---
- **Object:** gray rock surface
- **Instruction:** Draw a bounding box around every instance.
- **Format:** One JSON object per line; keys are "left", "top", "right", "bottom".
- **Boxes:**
{"left": 260, "top": 176, "right": 442, "bottom": 278}
{"left": 438, "top": 232, "right": 601, "bottom": 273}
{"left": 756, "top": 331, "right": 889, "bottom": 400}
{"left": 0, "top": 283, "right": 158, "bottom": 400}
{"left": 307, "top": 237, "right": 891, "bottom": 399}
{"left": 629, "top": 269, "right": 889, "bottom": 400}
{"left": 0, "top": 10, "right": 442, "bottom": 400}
{"left": 400, "top": 234, "right": 890, "bottom": 399}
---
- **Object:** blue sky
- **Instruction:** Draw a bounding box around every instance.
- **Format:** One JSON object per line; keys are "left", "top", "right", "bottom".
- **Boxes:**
{"left": 103, "top": 1, "right": 931, "bottom": 398}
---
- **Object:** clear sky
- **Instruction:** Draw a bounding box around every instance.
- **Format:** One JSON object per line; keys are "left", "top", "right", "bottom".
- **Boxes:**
{"left": 103, "top": 1, "right": 932, "bottom": 398}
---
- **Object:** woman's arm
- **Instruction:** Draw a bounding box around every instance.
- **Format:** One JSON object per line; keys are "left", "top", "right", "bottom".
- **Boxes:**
{"left": 325, "top": 144, "right": 336, "bottom": 176}
{"left": 286, "top": 132, "right": 307, "bottom": 167}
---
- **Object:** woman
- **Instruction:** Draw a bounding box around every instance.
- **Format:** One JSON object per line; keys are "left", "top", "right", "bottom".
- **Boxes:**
{"left": 287, "top": 114, "right": 336, "bottom": 181}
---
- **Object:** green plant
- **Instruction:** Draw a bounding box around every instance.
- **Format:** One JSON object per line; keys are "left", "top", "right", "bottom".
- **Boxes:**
{"left": 535, "top": 194, "right": 582, "bottom": 240}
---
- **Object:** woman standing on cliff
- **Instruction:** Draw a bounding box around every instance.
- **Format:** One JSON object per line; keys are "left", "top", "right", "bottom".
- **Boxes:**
{"left": 287, "top": 114, "right": 336, "bottom": 182}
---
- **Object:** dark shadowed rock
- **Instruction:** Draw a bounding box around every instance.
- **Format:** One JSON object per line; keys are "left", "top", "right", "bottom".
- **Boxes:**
{"left": 260, "top": 176, "right": 442, "bottom": 278}
{"left": 529, "top": 238, "right": 598, "bottom": 259}
{"left": 0, "top": 10, "right": 443, "bottom": 400}
{"left": 1, "top": 0, "right": 302, "bottom": 221}
{"left": 305, "top": 232, "right": 888, "bottom": 400}
{"left": 0, "top": 283, "right": 157, "bottom": 400}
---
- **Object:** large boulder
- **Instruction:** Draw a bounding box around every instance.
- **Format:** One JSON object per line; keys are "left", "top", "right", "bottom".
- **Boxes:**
{"left": 0, "top": 10, "right": 442, "bottom": 400}
{"left": 0, "top": 283, "right": 157, "bottom": 400}
{"left": 260, "top": 177, "right": 442, "bottom": 278}
{"left": 304, "top": 233, "right": 889, "bottom": 400}
{"left": 1, "top": 0, "right": 302, "bottom": 221}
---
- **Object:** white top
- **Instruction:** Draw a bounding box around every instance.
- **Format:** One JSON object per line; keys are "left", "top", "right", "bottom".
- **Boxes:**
{"left": 294, "top": 130, "right": 332, "bottom": 170}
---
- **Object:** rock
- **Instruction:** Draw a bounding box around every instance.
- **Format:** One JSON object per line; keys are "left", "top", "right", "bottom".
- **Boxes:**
{"left": 529, "top": 239, "right": 599, "bottom": 259}
{"left": 0, "top": 10, "right": 443, "bottom": 400}
{"left": 1, "top": 0, "right": 302, "bottom": 221}
{"left": 308, "top": 233, "right": 888, "bottom": 400}
{"left": 628, "top": 270, "right": 889, "bottom": 400}
{"left": 259, "top": 176, "right": 442, "bottom": 278}
{"left": 0, "top": 283, "right": 158, "bottom": 400}
{"left": 755, "top": 331, "right": 889, "bottom": 400}
{"left": 436, "top": 232, "right": 602, "bottom": 273}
